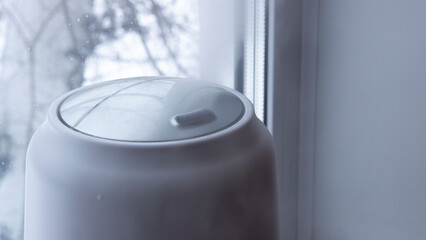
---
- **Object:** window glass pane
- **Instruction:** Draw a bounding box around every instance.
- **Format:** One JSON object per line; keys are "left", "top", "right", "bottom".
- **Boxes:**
{"left": 83, "top": 0, "right": 199, "bottom": 85}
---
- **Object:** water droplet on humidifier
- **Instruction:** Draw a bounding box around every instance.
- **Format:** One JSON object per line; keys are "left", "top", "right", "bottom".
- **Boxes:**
{"left": 97, "top": 194, "right": 103, "bottom": 200}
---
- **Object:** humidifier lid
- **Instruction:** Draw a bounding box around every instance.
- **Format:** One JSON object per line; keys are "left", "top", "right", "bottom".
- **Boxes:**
{"left": 57, "top": 77, "right": 245, "bottom": 142}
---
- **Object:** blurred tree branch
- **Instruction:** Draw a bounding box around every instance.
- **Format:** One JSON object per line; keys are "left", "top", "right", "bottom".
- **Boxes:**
{"left": 120, "top": 0, "right": 164, "bottom": 75}
{"left": 149, "top": 0, "right": 187, "bottom": 75}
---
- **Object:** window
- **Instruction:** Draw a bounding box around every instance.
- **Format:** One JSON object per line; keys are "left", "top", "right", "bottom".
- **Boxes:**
{"left": 0, "top": 0, "right": 268, "bottom": 239}
{"left": 243, "top": 0, "right": 267, "bottom": 122}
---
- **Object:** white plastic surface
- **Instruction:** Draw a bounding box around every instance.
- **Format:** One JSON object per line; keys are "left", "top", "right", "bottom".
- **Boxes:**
{"left": 25, "top": 77, "right": 278, "bottom": 240}
{"left": 59, "top": 77, "right": 244, "bottom": 142}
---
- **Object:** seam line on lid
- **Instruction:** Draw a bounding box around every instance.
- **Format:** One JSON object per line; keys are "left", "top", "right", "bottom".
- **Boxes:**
{"left": 73, "top": 77, "right": 166, "bottom": 127}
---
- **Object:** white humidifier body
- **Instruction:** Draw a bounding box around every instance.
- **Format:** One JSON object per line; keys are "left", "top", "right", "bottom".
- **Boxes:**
{"left": 25, "top": 77, "right": 278, "bottom": 240}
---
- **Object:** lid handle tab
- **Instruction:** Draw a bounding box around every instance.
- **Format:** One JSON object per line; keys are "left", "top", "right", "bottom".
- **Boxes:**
{"left": 171, "top": 109, "right": 216, "bottom": 127}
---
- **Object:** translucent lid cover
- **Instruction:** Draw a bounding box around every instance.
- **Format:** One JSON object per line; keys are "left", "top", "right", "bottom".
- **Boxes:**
{"left": 58, "top": 77, "right": 245, "bottom": 142}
